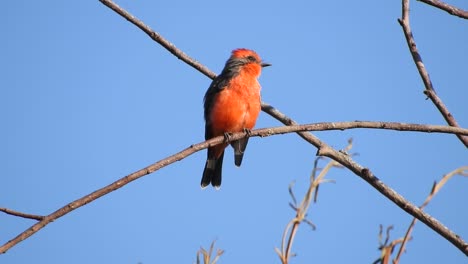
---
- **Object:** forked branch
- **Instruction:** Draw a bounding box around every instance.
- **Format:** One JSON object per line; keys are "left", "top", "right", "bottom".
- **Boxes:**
{"left": 99, "top": 0, "right": 466, "bottom": 256}
{"left": 398, "top": 0, "right": 468, "bottom": 147}
{"left": 2, "top": 122, "right": 467, "bottom": 253}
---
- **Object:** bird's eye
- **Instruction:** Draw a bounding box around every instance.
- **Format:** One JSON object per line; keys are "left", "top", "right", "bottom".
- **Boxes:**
{"left": 246, "top": 55, "right": 256, "bottom": 62}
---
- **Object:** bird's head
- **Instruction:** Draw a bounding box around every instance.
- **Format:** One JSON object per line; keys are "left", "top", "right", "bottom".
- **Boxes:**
{"left": 225, "top": 48, "right": 271, "bottom": 77}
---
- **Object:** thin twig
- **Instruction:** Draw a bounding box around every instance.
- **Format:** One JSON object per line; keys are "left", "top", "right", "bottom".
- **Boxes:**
{"left": 278, "top": 142, "right": 352, "bottom": 263}
{"left": 393, "top": 166, "right": 468, "bottom": 263}
{"left": 398, "top": 0, "right": 468, "bottom": 147}
{"left": 263, "top": 103, "right": 468, "bottom": 256}
{"left": 99, "top": 0, "right": 216, "bottom": 79}
{"left": 378, "top": 239, "right": 405, "bottom": 264}
{"left": 375, "top": 225, "right": 405, "bottom": 264}
{"left": 282, "top": 157, "right": 342, "bottom": 263}
{"left": 196, "top": 240, "right": 224, "bottom": 264}
{"left": 0, "top": 208, "right": 44, "bottom": 221}
{"left": 283, "top": 221, "right": 299, "bottom": 263}
{"left": 277, "top": 156, "right": 337, "bottom": 263}
{"left": 418, "top": 0, "right": 468, "bottom": 19}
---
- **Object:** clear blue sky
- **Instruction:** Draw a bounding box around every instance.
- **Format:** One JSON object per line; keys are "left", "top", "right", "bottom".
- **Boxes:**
{"left": 1, "top": 1, "right": 467, "bottom": 263}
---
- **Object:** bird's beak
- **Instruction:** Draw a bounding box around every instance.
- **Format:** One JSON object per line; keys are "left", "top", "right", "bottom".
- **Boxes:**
{"left": 261, "top": 62, "right": 272, "bottom": 68}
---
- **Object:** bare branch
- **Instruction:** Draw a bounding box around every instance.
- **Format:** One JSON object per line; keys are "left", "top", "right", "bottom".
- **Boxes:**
{"left": 101, "top": 0, "right": 468, "bottom": 146}
{"left": 418, "top": 0, "right": 468, "bottom": 19}
{"left": 277, "top": 152, "right": 344, "bottom": 264}
{"left": 263, "top": 105, "right": 468, "bottom": 256}
{"left": 253, "top": 121, "right": 468, "bottom": 137}
{"left": 398, "top": 0, "right": 468, "bottom": 147}
{"left": 377, "top": 237, "right": 405, "bottom": 264}
{"left": 0, "top": 208, "right": 44, "bottom": 221}
{"left": 0, "top": 133, "right": 214, "bottom": 253}
{"left": 99, "top": 0, "right": 216, "bottom": 79}
{"left": 393, "top": 166, "right": 468, "bottom": 263}
{"left": 2, "top": 121, "right": 466, "bottom": 253}
{"left": 99, "top": 0, "right": 468, "bottom": 144}
{"left": 94, "top": 0, "right": 468, "bottom": 255}
{"left": 196, "top": 240, "right": 224, "bottom": 264}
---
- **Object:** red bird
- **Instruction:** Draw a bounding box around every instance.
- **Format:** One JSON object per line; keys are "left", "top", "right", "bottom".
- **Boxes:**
{"left": 201, "top": 48, "right": 271, "bottom": 189}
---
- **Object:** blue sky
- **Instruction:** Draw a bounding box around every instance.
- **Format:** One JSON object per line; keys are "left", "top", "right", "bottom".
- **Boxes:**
{"left": 1, "top": 0, "right": 467, "bottom": 263}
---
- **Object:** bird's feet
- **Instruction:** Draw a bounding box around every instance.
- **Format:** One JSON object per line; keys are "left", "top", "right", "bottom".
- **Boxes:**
{"left": 223, "top": 132, "right": 233, "bottom": 142}
{"left": 243, "top": 128, "right": 252, "bottom": 137}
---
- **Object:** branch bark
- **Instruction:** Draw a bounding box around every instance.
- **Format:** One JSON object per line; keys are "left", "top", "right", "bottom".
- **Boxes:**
{"left": 264, "top": 106, "right": 468, "bottom": 256}
{"left": 0, "top": 208, "right": 44, "bottom": 221}
{"left": 2, "top": 121, "right": 467, "bottom": 253}
{"left": 398, "top": 0, "right": 468, "bottom": 147}
{"left": 99, "top": 0, "right": 216, "bottom": 79}
{"left": 418, "top": 0, "right": 468, "bottom": 19}
{"left": 393, "top": 166, "right": 468, "bottom": 263}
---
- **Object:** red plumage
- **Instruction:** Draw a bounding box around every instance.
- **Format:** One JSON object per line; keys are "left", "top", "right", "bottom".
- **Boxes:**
{"left": 201, "top": 48, "right": 270, "bottom": 189}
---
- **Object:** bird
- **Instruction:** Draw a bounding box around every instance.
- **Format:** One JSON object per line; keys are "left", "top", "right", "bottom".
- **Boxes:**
{"left": 201, "top": 48, "right": 271, "bottom": 189}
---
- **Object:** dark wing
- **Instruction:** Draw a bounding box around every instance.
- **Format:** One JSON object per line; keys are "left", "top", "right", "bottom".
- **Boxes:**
{"left": 203, "top": 76, "right": 225, "bottom": 140}
{"left": 203, "top": 65, "right": 240, "bottom": 140}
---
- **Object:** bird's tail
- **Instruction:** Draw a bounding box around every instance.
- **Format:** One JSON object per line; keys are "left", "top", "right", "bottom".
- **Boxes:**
{"left": 231, "top": 138, "right": 249, "bottom": 167}
{"left": 201, "top": 152, "right": 224, "bottom": 189}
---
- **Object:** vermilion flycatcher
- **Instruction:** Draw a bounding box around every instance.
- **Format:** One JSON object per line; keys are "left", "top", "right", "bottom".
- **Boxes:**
{"left": 201, "top": 48, "right": 271, "bottom": 189}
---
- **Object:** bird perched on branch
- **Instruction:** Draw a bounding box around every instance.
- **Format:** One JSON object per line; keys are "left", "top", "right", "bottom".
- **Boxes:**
{"left": 201, "top": 48, "right": 271, "bottom": 189}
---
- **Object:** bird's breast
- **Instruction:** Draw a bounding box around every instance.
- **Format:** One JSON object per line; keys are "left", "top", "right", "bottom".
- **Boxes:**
{"left": 209, "top": 78, "right": 261, "bottom": 136}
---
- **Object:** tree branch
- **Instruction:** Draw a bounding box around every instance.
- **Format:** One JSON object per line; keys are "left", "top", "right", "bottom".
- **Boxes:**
{"left": 2, "top": 121, "right": 467, "bottom": 253}
{"left": 97, "top": 0, "right": 467, "bottom": 255}
{"left": 398, "top": 0, "right": 468, "bottom": 147}
{"left": 418, "top": 0, "right": 468, "bottom": 19}
{"left": 99, "top": 0, "right": 216, "bottom": 79}
{"left": 277, "top": 153, "right": 345, "bottom": 264}
{"left": 0, "top": 208, "right": 44, "bottom": 221}
{"left": 255, "top": 121, "right": 468, "bottom": 136}
{"left": 263, "top": 106, "right": 468, "bottom": 256}
{"left": 393, "top": 166, "right": 468, "bottom": 263}
{"left": 3, "top": 0, "right": 460, "bottom": 256}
